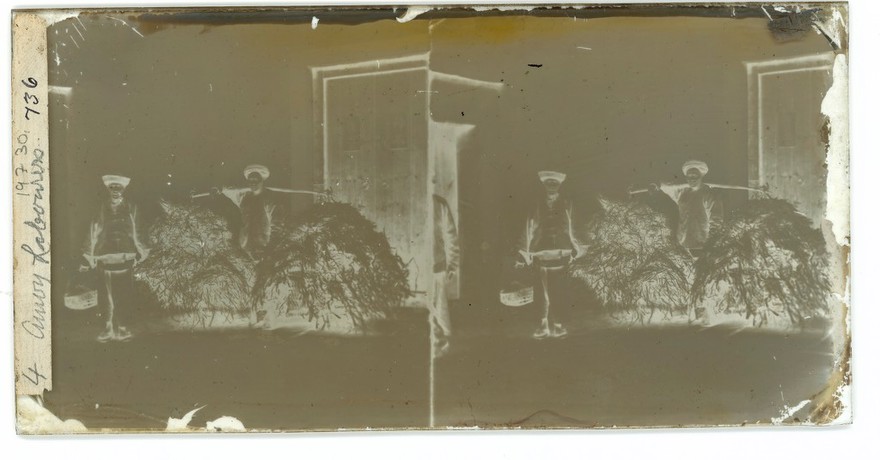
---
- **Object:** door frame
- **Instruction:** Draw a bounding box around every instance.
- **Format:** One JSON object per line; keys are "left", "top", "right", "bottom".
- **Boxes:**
{"left": 310, "top": 54, "right": 432, "bottom": 193}
{"left": 744, "top": 52, "right": 835, "bottom": 191}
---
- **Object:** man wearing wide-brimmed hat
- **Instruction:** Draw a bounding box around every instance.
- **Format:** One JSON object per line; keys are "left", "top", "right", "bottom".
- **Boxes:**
{"left": 649, "top": 160, "right": 724, "bottom": 252}
{"left": 521, "top": 170, "right": 583, "bottom": 339}
{"left": 81, "top": 174, "right": 149, "bottom": 342}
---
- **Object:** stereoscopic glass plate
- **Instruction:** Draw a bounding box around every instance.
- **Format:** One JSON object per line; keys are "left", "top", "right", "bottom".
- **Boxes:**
{"left": 11, "top": 3, "right": 850, "bottom": 433}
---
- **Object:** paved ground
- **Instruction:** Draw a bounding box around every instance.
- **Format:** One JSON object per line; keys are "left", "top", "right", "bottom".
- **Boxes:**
{"left": 45, "top": 300, "right": 835, "bottom": 431}
{"left": 435, "top": 324, "right": 833, "bottom": 428}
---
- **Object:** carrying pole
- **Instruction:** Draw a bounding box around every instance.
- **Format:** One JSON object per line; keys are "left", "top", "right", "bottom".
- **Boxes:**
{"left": 628, "top": 183, "right": 766, "bottom": 196}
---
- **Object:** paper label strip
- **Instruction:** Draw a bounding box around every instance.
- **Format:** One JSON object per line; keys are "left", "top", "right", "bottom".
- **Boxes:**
{"left": 12, "top": 11, "right": 52, "bottom": 395}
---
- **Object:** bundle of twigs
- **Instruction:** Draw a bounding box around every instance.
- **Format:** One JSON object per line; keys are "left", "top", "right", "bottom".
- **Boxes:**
{"left": 568, "top": 197, "right": 694, "bottom": 322}
{"left": 136, "top": 201, "right": 254, "bottom": 327}
{"left": 252, "top": 202, "right": 411, "bottom": 330}
{"left": 692, "top": 198, "right": 830, "bottom": 326}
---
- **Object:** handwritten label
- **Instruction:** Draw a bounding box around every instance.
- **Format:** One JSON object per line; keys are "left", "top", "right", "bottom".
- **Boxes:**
{"left": 12, "top": 12, "right": 52, "bottom": 395}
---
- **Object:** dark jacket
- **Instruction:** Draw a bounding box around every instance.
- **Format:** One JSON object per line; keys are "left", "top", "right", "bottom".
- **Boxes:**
{"left": 524, "top": 195, "right": 580, "bottom": 254}
{"left": 83, "top": 198, "right": 148, "bottom": 266}
{"left": 220, "top": 187, "right": 288, "bottom": 253}
{"left": 658, "top": 184, "right": 724, "bottom": 249}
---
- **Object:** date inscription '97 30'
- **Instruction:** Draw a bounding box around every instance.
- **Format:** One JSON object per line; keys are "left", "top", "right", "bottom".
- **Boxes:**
{"left": 15, "top": 76, "right": 50, "bottom": 343}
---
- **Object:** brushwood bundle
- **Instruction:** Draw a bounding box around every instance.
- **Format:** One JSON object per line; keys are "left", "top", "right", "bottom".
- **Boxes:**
{"left": 692, "top": 198, "right": 830, "bottom": 326}
{"left": 252, "top": 202, "right": 411, "bottom": 330}
{"left": 136, "top": 201, "right": 255, "bottom": 327}
{"left": 568, "top": 197, "right": 693, "bottom": 322}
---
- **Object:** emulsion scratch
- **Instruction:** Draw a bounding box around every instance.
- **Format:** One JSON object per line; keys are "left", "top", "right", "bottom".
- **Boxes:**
{"left": 821, "top": 55, "right": 849, "bottom": 246}
{"left": 71, "top": 22, "right": 85, "bottom": 41}
{"left": 207, "top": 416, "right": 246, "bottom": 432}
{"left": 76, "top": 16, "right": 87, "bottom": 31}
{"left": 577, "top": 46, "right": 592, "bottom": 51}
{"left": 471, "top": 5, "right": 539, "bottom": 13}
{"left": 814, "top": 6, "right": 847, "bottom": 51}
{"left": 16, "top": 396, "right": 87, "bottom": 434}
{"left": 771, "top": 399, "right": 811, "bottom": 425}
{"left": 397, "top": 6, "right": 433, "bottom": 23}
{"left": 829, "top": 384, "right": 852, "bottom": 425}
{"left": 107, "top": 17, "right": 144, "bottom": 38}
{"left": 429, "top": 18, "right": 446, "bottom": 32}
{"left": 68, "top": 35, "right": 79, "bottom": 49}
{"left": 166, "top": 405, "right": 205, "bottom": 431}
